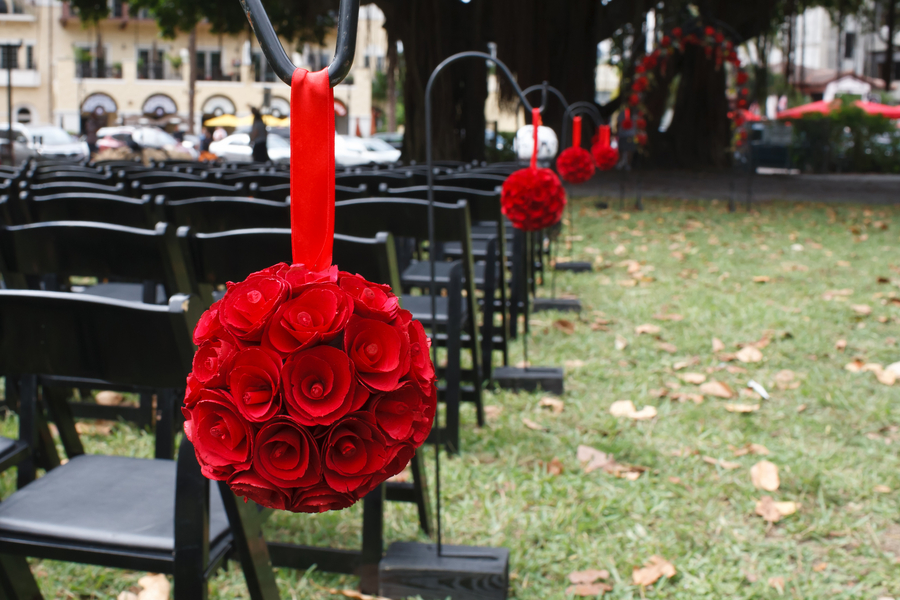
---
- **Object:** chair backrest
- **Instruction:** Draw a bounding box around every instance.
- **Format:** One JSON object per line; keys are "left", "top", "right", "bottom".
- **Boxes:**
{"left": 160, "top": 196, "right": 290, "bottom": 232}
{"left": 218, "top": 172, "right": 289, "bottom": 188}
{"left": 119, "top": 170, "right": 207, "bottom": 186}
{"left": 132, "top": 181, "right": 245, "bottom": 201}
{"left": 0, "top": 290, "right": 197, "bottom": 389}
{"left": 246, "top": 182, "right": 369, "bottom": 202}
{"left": 178, "top": 227, "right": 401, "bottom": 302}
{"left": 334, "top": 197, "right": 472, "bottom": 244}
{"left": 434, "top": 173, "right": 506, "bottom": 192}
{"left": 0, "top": 220, "right": 192, "bottom": 299}
{"left": 335, "top": 171, "right": 415, "bottom": 191}
{"left": 21, "top": 180, "right": 128, "bottom": 197}
{"left": 381, "top": 185, "right": 501, "bottom": 223}
{"left": 32, "top": 170, "right": 115, "bottom": 185}
{"left": 12, "top": 191, "right": 158, "bottom": 228}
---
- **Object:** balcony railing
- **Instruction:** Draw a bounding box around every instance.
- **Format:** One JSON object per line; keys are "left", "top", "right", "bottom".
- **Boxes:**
{"left": 136, "top": 64, "right": 180, "bottom": 80}
{"left": 76, "top": 63, "right": 123, "bottom": 79}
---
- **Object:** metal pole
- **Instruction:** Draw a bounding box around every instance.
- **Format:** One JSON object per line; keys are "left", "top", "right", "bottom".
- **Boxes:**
{"left": 7, "top": 45, "right": 13, "bottom": 166}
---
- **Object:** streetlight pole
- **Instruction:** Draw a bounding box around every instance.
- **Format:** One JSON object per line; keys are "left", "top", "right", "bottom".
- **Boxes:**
{"left": 1, "top": 41, "right": 22, "bottom": 166}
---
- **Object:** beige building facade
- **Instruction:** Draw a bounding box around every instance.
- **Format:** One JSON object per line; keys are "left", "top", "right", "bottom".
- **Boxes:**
{"left": 0, "top": 0, "right": 380, "bottom": 135}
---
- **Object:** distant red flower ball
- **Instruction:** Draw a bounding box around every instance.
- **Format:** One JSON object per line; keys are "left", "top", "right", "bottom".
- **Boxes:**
{"left": 636, "top": 117, "right": 647, "bottom": 130}
{"left": 714, "top": 32, "right": 725, "bottom": 43}
{"left": 591, "top": 144, "right": 619, "bottom": 171}
{"left": 628, "top": 93, "right": 640, "bottom": 106}
{"left": 636, "top": 133, "right": 648, "bottom": 146}
{"left": 705, "top": 26, "right": 715, "bottom": 36}
{"left": 736, "top": 71, "right": 749, "bottom": 85}
{"left": 500, "top": 167, "right": 567, "bottom": 231}
{"left": 556, "top": 146, "right": 596, "bottom": 184}
{"left": 661, "top": 35, "right": 671, "bottom": 47}
{"left": 672, "top": 27, "right": 682, "bottom": 38}
{"left": 633, "top": 77, "right": 648, "bottom": 93}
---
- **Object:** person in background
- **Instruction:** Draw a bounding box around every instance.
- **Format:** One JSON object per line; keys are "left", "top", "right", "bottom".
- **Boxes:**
{"left": 200, "top": 127, "right": 212, "bottom": 152}
{"left": 213, "top": 126, "right": 227, "bottom": 142}
{"left": 616, "top": 108, "right": 635, "bottom": 171}
{"left": 250, "top": 107, "right": 269, "bottom": 163}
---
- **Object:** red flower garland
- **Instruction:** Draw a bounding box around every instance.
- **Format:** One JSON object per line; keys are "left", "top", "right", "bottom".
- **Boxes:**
{"left": 556, "top": 116, "right": 595, "bottom": 184}
{"left": 591, "top": 125, "right": 619, "bottom": 171}
{"left": 501, "top": 108, "right": 567, "bottom": 231}
{"left": 184, "top": 263, "right": 437, "bottom": 513}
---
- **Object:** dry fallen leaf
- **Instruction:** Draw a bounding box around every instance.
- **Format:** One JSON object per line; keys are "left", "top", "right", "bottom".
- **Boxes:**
{"left": 702, "top": 456, "right": 741, "bottom": 470}
{"left": 812, "top": 562, "right": 827, "bottom": 573}
{"left": 755, "top": 496, "right": 797, "bottom": 523}
{"left": 725, "top": 403, "right": 760, "bottom": 413}
{"left": 565, "top": 359, "right": 586, "bottom": 369}
{"left": 653, "top": 313, "right": 684, "bottom": 321}
{"left": 680, "top": 372, "right": 707, "bottom": 384}
{"left": 733, "top": 443, "right": 770, "bottom": 456}
{"left": 615, "top": 335, "right": 629, "bottom": 350}
{"left": 614, "top": 244, "right": 627, "bottom": 255}
{"left": 851, "top": 304, "right": 873, "bottom": 316}
{"left": 767, "top": 576, "right": 785, "bottom": 594}
{"left": 522, "top": 417, "right": 547, "bottom": 431}
{"left": 609, "top": 400, "right": 657, "bottom": 420}
{"left": 565, "top": 583, "right": 612, "bottom": 596}
{"left": 736, "top": 346, "right": 764, "bottom": 363}
{"left": 774, "top": 369, "right": 800, "bottom": 390}
{"left": 568, "top": 569, "right": 610, "bottom": 584}
{"left": 671, "top": 392, "right": 704, "bottom": 404}
{"left": 632, "top": 555, "right": 676, "bottom": 587}
{"left": 876, "top": 369, "right": 897, "bottom": 386}
{"left": 553, "top": 319, "right": 577, "bottom": 335}
{"left": 657, "top": 342, "right": 678, "bottom": 354}
{"left": 95, "top": 391, "right": 125, "bottom": 406}
{"left": 576, "top": 445, "right": 646, "bottom": 480}
{"left": 845, "top": 359, "right": 866, "bottom": 373}
{"left": 484, "top": 405, "right": 503, "bottom": 420}
{"left": 539, "top": 397, "right": 565, "bottom": 414}
{"left": 701, "top": 381, "right": 734, "bottom": 398}
{"left": 874, "top": 484, "right": 892, "bottom": 494}
{"left": 635, "top": 323, "right": 662, "bottom": 335}
{"left": 823, "top": 288, "right": 853, "bottom": 300}
{"left": 326, "top": 589, "right": 392, "bottom": 600}
{"left": 546, "top": 457, "right": 564, "bottom": 476}
{"left": 835, "top": 339, "right": 848, "bottom": 351}
{"left": 751, "top": 460, "right": 780, "bottom": 491}
{"left": 120, "top": 574, "right": 170, "bottom": 600}
{"left": 753, "top": 276, "right": 771, "bottom": 283}
{"left": 796, "top": 403, "right": 808, "bottom": 413}
{"left": 712, "top": 337, "right": 726, "bottom": 352}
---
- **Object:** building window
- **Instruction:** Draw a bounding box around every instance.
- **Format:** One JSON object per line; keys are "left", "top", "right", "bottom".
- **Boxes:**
{"left": 844, "top": 32, "right": 856, "bottom": 59}
{"left": 210, "top": 50, "right": 222, "bottom": 80}
{"left": 196, "top": 50, "right": 206, "bottom": 80}
{"left": 364, "top": 55, "right": 370, "bottom": 68}
{"left": 109, "top": 0, "right": 123, "bottom": 18}
{"left": 251, "top": 52, "right": 277, "bottom": 83}
{"left": 137, "top": 48, "right": 164, "bottom": 79}
{"left": 0, "top": 46, "right": 18, "bottom": 70}
{"left": 376, "top": 56, "right": 384, "bottom": 71}
{"left": 16, "top": 107, "right": 30, "bottom": 124}
{"left": 25, "top": 45, "right": 32, "bottom": 70}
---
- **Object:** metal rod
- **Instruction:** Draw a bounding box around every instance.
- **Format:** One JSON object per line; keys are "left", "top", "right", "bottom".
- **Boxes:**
{"left": 522, "top": 83, "right": 567, "bottom": 112}
{"left": 2, "top": 43, "right": 20, "bottom": 166}
{"left": 561, "top": 102, "right": 604, "bottom": 148}
{"left": 239, "top": 0, "right": 358, "bottom": 87}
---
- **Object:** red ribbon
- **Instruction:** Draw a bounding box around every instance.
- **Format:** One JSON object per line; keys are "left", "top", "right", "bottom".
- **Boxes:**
{"left": 598, "top": 124, "right": 611, "bottom": 148}
{"left": 530, "top": 108, "right": 541, "bottom": 170}
{"left": 290, "top": 68, "right": 335, "bottom": 271}
{"left": 572, "top": 116, "right": 582, "bottom": 148}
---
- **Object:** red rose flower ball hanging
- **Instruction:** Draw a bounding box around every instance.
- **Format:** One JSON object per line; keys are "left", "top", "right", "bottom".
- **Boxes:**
{"left": 501, "top": 108, "right": 567, "bottom": 231}
{"left": 591, "top": 124, "right": 619, "bottom": 171}
{"left": 556, "top": 116, "right": 595, "bottom": 184}
{"left": 183, "top": 68, "right": 436, "bottom": 514}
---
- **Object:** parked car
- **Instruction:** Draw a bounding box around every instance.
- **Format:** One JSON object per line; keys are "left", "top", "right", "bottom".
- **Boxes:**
{"left": 360, "top": 136, "right": 402, "bottom": 164}
{"left": 335, "top": 134, "right": 372, "bottom": 167}
{"left": 371, "top": 131, "right": 403, "bottom": 150}
{"left": 97, "top": 126, "right": 199, "bottom": 159}
{"left": 208, "top": 132, "right": 291, "bottom": 164}
{"left": 0, "top": 123, "right": 90, "bottom": 165}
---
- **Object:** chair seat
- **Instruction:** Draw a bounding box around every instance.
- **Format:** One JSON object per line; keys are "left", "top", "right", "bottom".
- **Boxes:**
{"left": 401, "top": 260, "right": 491, "bottom": 287}
{"left": 0, "top": 454, "right": 229, "bottom": 552}
{"left": 401, "top": 294, "right": 466, "bottom": 325}
{"left": 74, "top": 282, "right": 167, "bottom": 305}
{"left": 443, "top": 240, "right": 511, "bottom": 259}
{"left": 0, "top": 435, "right": 15, "bottom": 460}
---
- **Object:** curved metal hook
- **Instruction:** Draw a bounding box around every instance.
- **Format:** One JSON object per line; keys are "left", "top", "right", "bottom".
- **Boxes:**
{"left": 562, "top": 102, "right": 603, "bottom": 148}
{"left": 239, "top": 0, "right": 359, "bottom": 87}
{"left": 522, "top": 83, "right": 568, "bottom": 113}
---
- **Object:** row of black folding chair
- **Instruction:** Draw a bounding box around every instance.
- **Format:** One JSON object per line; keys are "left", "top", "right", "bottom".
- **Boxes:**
{"left": 0, "top": 290, "right": 279, "bottom": 600}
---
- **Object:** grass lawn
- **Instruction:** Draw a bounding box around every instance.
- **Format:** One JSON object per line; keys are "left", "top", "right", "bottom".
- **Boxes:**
{"left": 3, "top": 195, "right": 900, "bottom": 599}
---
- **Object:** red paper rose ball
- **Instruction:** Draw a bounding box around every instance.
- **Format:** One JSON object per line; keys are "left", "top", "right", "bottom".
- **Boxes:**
{"left": 556, "top": 146, "right": 596, "bottom": 184}
{"left": 500, "top": 167, "right": 567, "bottom": 232}
{"left": 182, "top": 264, "right": 437, "bottom": 513}
{"left": 591, "top": 144, "right": 619, "bottom": 171}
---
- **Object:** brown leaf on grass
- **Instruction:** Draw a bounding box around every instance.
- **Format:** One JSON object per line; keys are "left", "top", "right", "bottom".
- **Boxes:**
{"left": 851, "top": 304, "right": 873, "bottom": 316}
{"left": 568, "top": 569, "right": 610, "bottom": 584}
{"left": 671, "top": 392, "right": 704, "bottom": 404}
{"left": 123, "top": 574, "right": 170, "bottom": 600}
{"left": 553, "top": 319, "right": 577, "bottom": 335}
{"left": 673, "top": 358, "right": 699, "bottom": 371}
{"left": 657, "top": 342, "right": 678, "bottom": 353}
{"left": 326, "top": 589, "right": 391, "bottom": 600}
{"left": 797, "top": 403, "right": 808, "bottom": 412}
{"left": 812, "top": 562, "right": 827, "bottom": 573}
{"left": 565, "top": 583, "right": 612, "bottom": 596}
{"left": 75, "top": 421, "right": 114, "bottom": 436}
{"left": 617, "top": 279, "right": 638, "bottom": 287}
{"left": 874, "top": 484, "right": 892, "bottom": 493}
{"left": 835, "top": 339, "right": 848, "bottom": 351}
{"left": 609, "top": 400, "right": 657, "bottom": 420}
{"left": 756, "top": 497, "right": 797, "bottom": 523}
{"left": 712, "top": 337, "right": 726, "bottom": 352}
{"left": 725, "top": 403, "right": 760, "bottom": 413}
{"left": 576, "top": 445, "right": 647, "bottom": 480}
{"left": 522, "top": 417, "right": 547, "bottom": 431}
{"left": 767, "top": 576, "right": 785, "bottom": 594}
{"left": 774, "top": 369, "right": 800, "bottom": 390}
{"left": 615, "top": 335, "right": 629, "bottom": 350}
{"left": 546, "top": 457, "right": 564, "bottom": 476}
{"left": 539, "top": 397, "right": 565, "bottom": 414}
{"left": 845, "top": 358, "right": 865, "bottom": 372}
{"left": 823, "top": 288, "right": 853, "bottom": 300}
{"left": 733, "top": 443, "right": 770, "bottom": 456}
{"left": 753, "top": 276, "right": 771, "bottom": 283}
{"left": 702, "top": 456, "right": 741, "bottom": 470}
{"left": 635, "top": 323, "right": 661, "bottom": 335}
{"left": 751, "top": 460, "right": 780, "bottom": 491}
{"left": 653, "top": 313, "right": 684, "bottom": 321}
{"left": 632, "top": 555, "right": 676, "bottom": 586}
{"left": 680, "top": 372, "right": 707, "bottom": 384}
{"left": 736, "top": 346, "right": 764, "bottom": 363}
{"left": 484, "top": 405, "right": 503, "bottom": 420}
{"left": 649, "top": 387, "right": 669, "bottom": 398}
{"left": 95, "top": 391, "right": 124, "bottom": 406}
{"left": 726, "top": 365, "right": 747, "bottom": 374}
{"left": 700, "top": 381, "right": 734, "bottom": 398}
{"left": 876, "top": 368, "right": 897, "bottom": 386}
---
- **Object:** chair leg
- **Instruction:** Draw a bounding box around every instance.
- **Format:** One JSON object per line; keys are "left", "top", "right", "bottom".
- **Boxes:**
{"left": 358, "top": 484, "right": 385, "bottom": 595}
{"left": 139, "top": 392, "right": 154, "bottom": 430}
{"left": 409, "top": 449, "right": 433, "bottom": 537}
{"left": 41, "top": 387, "right": 84, "bottom": 458}
{"left": 155, "top": 390, "right": 176, "bottom": 460}
{"left": 0, "top": 553, "right": 43, "bottom": 600}
{"left": 216, "top": 483, "right": 280, "bottom": 600}
{"left": 444, "top": 267, "right": 463, "bottom": 455}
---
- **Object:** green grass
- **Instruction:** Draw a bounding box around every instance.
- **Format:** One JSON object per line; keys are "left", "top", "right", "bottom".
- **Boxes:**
{"left": 3, "top": 196, "right": 900, "bottom": 599}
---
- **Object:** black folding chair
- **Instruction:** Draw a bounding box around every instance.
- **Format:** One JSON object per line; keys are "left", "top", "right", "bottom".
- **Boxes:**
{"left": 333, "top": 197, "right": 485, "bottom": 452}
{"left": 118, "top": 170, "right": 208, "bottom": 186}
{"left": 247, "top": 182, "right": 370, "bottom": 202}
{"left": 335, "top": 171, "right": 415, "bottom": 191}
{"left": 0, "top": 290, "right": 279, "bottom": 600}
{"left": 159, "top": 196, "right": 290, "bottom": 232}
{"left": 216, "top": 171, "right": 289, "bottom": 188}
{"left": 6, "top": 192, "right": 158, "bottom": 228}
{"left": 31, "top": 170, "right": 115, "bottom": 185}
{"left": 130, "top": 180, "right": 245, "bottom": 200}
{"left": 434, "top": 173, "right": 506, "bottom": 191}
{"left": 19, "top": 180, "right": 128, "bottom": 198}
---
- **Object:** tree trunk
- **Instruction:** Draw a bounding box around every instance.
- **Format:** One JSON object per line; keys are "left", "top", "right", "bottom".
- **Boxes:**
{"left": 836, "top": 9, "right": 843, "bottom": 74}
{"left": 886, "top": 0, "right": 896, "bottom": 90}
{"left": 188, "top": 26, "right": 197, "bottom": 134}
{"left": 667, "top": 46, "right": 730, "bottom": 169}
{"left": 386, "top": 33, "right": 397, "bottom": 132}
{"left": 754, "top": 31, "right": 770, "bottom": 106}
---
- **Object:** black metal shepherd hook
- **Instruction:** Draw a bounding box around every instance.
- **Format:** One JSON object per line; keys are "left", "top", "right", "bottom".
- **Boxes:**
{"left": 239, "top": 0, "right": 359, "bottom": 87}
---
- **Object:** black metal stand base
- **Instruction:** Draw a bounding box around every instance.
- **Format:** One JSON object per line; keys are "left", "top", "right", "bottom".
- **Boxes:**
{"left": 532, "top": 297, "right": 582, "bottom": 313}
{"left": 379, "top": 542, "right": 510, "bottom": 600}
{"left": 493, "top": 366, "right": 564, "bottom": 395}
{"left": 553, "top": 261, "right": 592, "bottom": 273}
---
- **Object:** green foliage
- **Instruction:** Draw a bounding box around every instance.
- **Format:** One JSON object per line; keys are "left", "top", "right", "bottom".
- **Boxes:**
{"left": 67, "top": 0, "right": 109, "bottom": 24}
{"left": 790, "top": 99, "right": 900, "bottom": 173}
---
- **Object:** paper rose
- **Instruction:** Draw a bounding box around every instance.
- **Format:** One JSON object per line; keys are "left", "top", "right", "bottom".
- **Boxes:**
{"left": 183, "top": 263, "right": 437, "bottom": 513}
{"left": 556, "top": 146, "right": 596, "bottom": 184}
{"left": 500, "top": 167, "right": 567, "bottom": 232}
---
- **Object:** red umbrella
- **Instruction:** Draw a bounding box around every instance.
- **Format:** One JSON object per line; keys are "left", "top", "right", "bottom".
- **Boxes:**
{"left": 854, "top": 101, "right": 900, "bottom": 119}
{"left": 777, "top": 99, "right": 900, "bottom": 119}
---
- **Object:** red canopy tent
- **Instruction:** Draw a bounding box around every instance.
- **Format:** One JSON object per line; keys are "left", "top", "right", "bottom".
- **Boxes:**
{"left": 777, "top": 99, "right": 900, "bottom": 119}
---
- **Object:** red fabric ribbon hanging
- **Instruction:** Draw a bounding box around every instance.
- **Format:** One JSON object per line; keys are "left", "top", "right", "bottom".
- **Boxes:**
{"left": 530, "top": 107, "right": 540, "bottom": 169}
{"left": 598, "top": 124, "right": 610, "bottom": 148}
{"left": 290, "top": 68, "right": 335, "bottom": 271}
{"left": 572, "top": 116, "right": 582, "bottom": 148}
